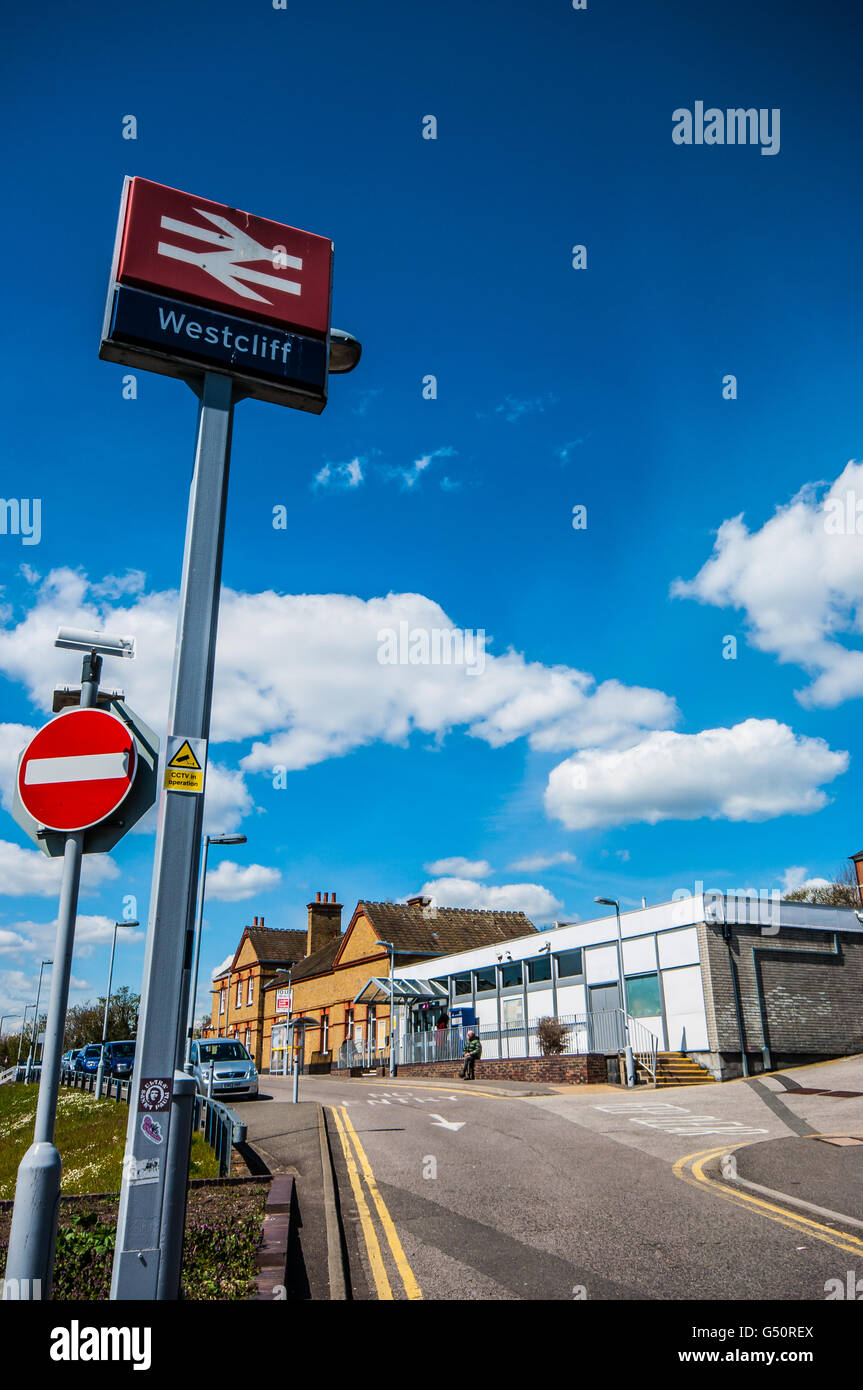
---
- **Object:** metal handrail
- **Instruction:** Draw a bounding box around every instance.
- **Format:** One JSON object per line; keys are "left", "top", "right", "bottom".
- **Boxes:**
{"left": 193, "top": 1094, "right": 246, "bottom": 1177}
{"left": 622, "top": 1011, "right": 659, "bottom": 1085}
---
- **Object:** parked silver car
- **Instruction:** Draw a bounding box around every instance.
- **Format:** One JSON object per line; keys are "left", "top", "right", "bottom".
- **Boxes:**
{"left": 190, "top": 1039, "right": 258, "bottom": 1099}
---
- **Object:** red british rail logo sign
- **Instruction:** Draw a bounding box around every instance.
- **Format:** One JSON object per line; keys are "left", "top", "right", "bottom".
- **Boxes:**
{"left": 100, "top": 177, "right": 334, "bottom": 412}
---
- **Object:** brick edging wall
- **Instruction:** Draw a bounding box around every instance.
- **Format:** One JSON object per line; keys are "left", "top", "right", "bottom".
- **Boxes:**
{"left": 395, "top": 1054, "right": 607, "bottom": 1084}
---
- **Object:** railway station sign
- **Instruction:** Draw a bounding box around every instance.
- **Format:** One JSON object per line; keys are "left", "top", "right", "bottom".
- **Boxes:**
{"left": 100, "top": 177, "right": 334, "bottom": 412}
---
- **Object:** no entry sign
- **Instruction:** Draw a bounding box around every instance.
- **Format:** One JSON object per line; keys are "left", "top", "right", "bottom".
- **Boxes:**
{"left": 18, "top": 709, "right": 138, "bottom": 833}
{"left": 100, "top": 177, "right": 334, "bottom": 412}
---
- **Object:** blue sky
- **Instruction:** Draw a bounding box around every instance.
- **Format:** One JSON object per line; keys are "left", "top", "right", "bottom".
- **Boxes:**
{"left": 2, "top": 0, "right": 863, "bottom": 1026}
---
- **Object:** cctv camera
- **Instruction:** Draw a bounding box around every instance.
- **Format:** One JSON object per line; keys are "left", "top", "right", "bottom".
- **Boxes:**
{"left": 55, "top": 627, "right": 135, "bottom": 659}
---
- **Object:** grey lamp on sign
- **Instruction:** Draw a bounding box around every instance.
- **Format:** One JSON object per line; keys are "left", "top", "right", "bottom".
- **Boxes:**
{"left": 185, "top": 834, "right": 248, "bottom": 1068}
{"left": 595, "top": 897, "right": 635, "bottom": 1087}
{"left": 328, "top": 329, "right": 362, "bottom": 374}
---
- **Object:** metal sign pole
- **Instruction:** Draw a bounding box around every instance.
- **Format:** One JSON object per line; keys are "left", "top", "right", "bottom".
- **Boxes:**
{"left": 111, "top": 371, "right": 234, "bottom": 1300}
{"left": 5, "top": 657, "right": 101, "bottom": 1295}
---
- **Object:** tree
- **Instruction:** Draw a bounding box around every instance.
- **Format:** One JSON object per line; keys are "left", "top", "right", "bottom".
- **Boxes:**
{"left": 785, "top": 863, "right": 860, "bottom": 909}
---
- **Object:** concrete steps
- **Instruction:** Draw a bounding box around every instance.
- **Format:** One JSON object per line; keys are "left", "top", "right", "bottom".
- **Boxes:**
{"left": 652, "top": 1052, "right": 715, "bottom": 1086}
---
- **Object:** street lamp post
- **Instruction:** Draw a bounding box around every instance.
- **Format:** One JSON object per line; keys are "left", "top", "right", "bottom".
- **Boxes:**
{"left": 185, "top": 833, "right": 247, "bottom": 1069}
{"left": 595, "top": 898, "right": 635, "bottom": 1087}
{"left": 25, "top": 961, "right": 52, "bottom": 1084}
{"left": 95, "top": 920, "right": 139, "bottom": 1097}
{"left": 0, "top": 1015, "right": 22, "bottom": 1070}
{"left": 16, "top": 1005, "right": 35, "bottom": 1074}
{"left": 375, "top": 940, "right": 397, "bottom": 1077}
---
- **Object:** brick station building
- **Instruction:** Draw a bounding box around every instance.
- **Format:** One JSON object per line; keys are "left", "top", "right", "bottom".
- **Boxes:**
{"left": 266, "top": 893, "right": 537, "bottom": 1071}
{"left": 207, "top": 915, "right": 305, "bottom": 1069}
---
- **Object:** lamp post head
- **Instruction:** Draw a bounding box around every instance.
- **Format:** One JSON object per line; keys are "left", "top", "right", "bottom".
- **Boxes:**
{"left": 328, "top": 329, "right": 362, "bottom": 374}
{"left": 594, "top": 897, "right": 619, "bottom": 909}
{"left": 207, "top": 833, "right": 247, "bottom": 846}
{"left": 115, "top": 919, "right": 139, "bottom": 929}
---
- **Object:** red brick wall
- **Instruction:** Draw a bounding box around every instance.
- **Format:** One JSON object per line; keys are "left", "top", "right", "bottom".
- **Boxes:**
{"left": 395, "top": 1054, "right": 608, "bottom": 1085}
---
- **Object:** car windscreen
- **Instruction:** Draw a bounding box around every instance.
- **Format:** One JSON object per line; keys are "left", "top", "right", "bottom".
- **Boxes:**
{"left": 84, "top": 1046, "right": 101, "bottom": 1056}
{"left": 197, "top": 1042, "right": 250, "bottom": 1062}
{"left": 108, "top": 1042, "right": 135, "bottom": 1057}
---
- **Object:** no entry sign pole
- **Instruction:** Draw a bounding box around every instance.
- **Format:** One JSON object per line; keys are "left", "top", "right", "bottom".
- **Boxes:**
{"left": 111, "top": 371, "right": 234, "bottom": 1300}
{"left": 5, "top": 657, "right": 101, "bottom": 1294}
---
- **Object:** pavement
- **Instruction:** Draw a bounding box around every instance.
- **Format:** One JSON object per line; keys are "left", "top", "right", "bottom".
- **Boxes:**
{"left": 230, "top": 1094, "right": 333, "bottom": 1299}
{"left": 728, "top": 1135, "right": 863, "bottom": 1225}
{"left": 308, "top": 1070, "right": 564, "bottom": 1098}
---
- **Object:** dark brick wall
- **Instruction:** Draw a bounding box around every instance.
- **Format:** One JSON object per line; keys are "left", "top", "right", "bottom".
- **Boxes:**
{"left": 395, "top": 1054, "right": 608, "bottom": 1084}
{"left": 701, "top": 921, "right": 863, "bottom": 1059}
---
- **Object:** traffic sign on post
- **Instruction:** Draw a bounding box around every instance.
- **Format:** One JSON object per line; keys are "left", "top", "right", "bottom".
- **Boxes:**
{"left": 11, "top": 700, "right": 159, "bottom": 857}
{"left": 18, "top": 709, "right": 137, "bottom": 833}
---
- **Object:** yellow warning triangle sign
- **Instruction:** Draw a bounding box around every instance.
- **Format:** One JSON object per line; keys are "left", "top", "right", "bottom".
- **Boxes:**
{"left": 167, "top": 739, "right": 202, "bottom": 771}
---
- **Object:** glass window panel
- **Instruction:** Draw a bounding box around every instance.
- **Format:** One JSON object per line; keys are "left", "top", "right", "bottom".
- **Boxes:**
{"left": 453, "top": 973, "right": 472, "bottom": 997}
{"left": 528, "top": 955, "right": 552, "bottom": 983}
{"left": 500, "top": 961, "right": 522, "bottom": 987}
{"left": 627, "top": 973, "right": 662, "bottom": 1018}
{"left": 502, "top": 998, "right": 524, "bottom": 1027}
{"left": 555, "top": 948, "right": 583, "bottom": 979}
{"left": 474, "top": 967, "right": 496, "bottom": 993}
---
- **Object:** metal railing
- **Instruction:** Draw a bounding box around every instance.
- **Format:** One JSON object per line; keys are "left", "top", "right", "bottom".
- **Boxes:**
{"left": 625, "top": 1012, "right": 659, "bottom": 1085}
{"left": 398, "top": 1008, "right": 663, "bottom": 1072}
{"left": 334, "top": 1040, "right": 390, "bottom": 1071}
{"left": 193, "top": 1093, "right": 246, "bottom": 1177}
{"left": 57, "top": 1069, "right": 246, "bottom": 1174}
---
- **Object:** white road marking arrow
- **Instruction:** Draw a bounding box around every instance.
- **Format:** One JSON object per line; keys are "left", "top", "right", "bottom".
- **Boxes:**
{"left": 158, "top": 209, "right": 303, "bottom": 304}
{"left": 429, "top": 1113, "right": 465, "bottom": 1131}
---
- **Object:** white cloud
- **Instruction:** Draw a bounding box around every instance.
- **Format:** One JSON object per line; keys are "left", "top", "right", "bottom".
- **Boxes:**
{"left": 0, "top": 913, "right": 142, "bottom": 962}
{"left": 211, "top": 953, "right": 234, "bottom": 981}
{"left": 397, "top": 447, "right": 456, "bottom": 490}
{"left": 779, "top": 866, "right": 831, "bottom": 895}
{"left": 544, "top": 719, "right": 848, "bottom": 830}
{"left": 205, "top": 861, "right": 281, "bottom": 902}
{"left": 313, "top": 457, "right": 365, "bottom": 490}
{"left": 0, "top": 840, "right": 119, "bottom": 898}
{"left": 0, "top": 929, "right": 31, "bottom": 954}
{"left": 507, "top": 851, "right": 576, "bottom": 872}
{"left": 0, "top": 574, "right": 678, "bottom": 777}
{"left": 203, "top": 764, "right": 255, "bottom": 833}
{"left": 420, "top": 876, "right": 563, "bottom": 924}
{"left": 424, "top": 857, "right": 492, "bottom": 878}
{"left": 673, "top": 461, "right": 863, "bottom": 708}
{"left": 0, "top": 722, "right": 37, "bottom": 812}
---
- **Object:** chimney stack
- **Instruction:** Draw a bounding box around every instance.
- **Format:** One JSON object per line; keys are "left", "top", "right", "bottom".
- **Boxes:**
{"left": 307, "top": 890, "right": 342, "bottom": 957}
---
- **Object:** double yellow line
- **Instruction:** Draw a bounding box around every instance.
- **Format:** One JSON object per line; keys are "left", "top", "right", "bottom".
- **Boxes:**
{"left": 330, "top": 1105, "right": 423, "bottom": 1300}
{"left": 675, "top": 1145, "right": 863, "bottom": 1256}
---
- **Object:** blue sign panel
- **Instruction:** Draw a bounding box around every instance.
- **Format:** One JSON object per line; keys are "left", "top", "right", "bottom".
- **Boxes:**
{"left": 102, "top": 285, "right": 328, "bottom": 411}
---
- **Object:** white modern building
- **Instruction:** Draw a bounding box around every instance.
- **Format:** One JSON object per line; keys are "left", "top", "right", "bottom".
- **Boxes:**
{"left": 378, "top": 891, "right": 863, "bottom": 1081}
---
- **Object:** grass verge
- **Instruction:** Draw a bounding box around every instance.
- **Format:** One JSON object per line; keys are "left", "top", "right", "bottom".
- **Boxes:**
{"left": 0, "top": 1085, "right": 265, "bottom": 1299}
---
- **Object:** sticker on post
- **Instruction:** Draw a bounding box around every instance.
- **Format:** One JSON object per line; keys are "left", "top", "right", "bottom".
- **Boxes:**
{"left": 123, "top": 1154, "right": 160, "bottom": 1185}
{"left": 163, "top": 735, "right": 206, "bottom": 793}
{"left": 139, "top": 1077, "right": 172, "bottom": 1112}
{"left": 141, "top": 1115, "right": 164, "bottom": 1145}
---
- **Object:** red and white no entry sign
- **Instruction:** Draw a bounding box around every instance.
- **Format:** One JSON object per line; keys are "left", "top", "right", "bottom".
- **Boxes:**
{"left": 18, "top": 709, "right": 138, "bottom": 833}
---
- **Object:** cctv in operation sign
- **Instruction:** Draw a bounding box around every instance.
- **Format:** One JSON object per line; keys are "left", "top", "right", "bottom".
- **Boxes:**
{"left": 100, "top": 177, "right": 334, "bottom": 412}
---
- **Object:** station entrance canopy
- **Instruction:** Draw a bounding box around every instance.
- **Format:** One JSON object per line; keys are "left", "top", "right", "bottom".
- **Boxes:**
{"left": 354, "top": 978, "right": 449, "bottom": 1006}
